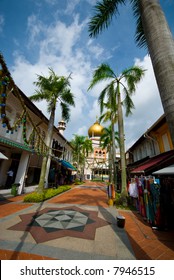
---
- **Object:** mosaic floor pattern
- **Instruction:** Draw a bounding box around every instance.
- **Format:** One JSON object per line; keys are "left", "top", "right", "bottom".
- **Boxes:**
{"left": 8, "top": 206, "right": 110, "bottom": 243}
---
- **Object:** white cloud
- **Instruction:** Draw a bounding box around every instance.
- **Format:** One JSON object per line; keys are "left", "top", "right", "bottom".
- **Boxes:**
{"left": 10, "top": 13, "right": 98, "bottom": 140}
{"left": 88, "top": 99, "right": 101, "bottom": 121}
{"left": 9, "top": 2, "right": 164, "bottom": 146}
{"left": 87, "top": 39, "right": 105, "bottom": 59}
{"left": 76, "top": 125, "right": 88, "bottom": 136}
{"left": 27, "top": 15, "right": 44, "bottom": 48}
{"left": 65, "top": 0, "right": 81, "bottom": 15}
{"left": 124, "top": 54, "right": 164, "bottom": 149}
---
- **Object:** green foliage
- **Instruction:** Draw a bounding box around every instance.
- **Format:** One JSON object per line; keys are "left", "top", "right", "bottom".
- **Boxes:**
{"left": 74, "top": 179, "right": 84, "bottom": 185}
{"left": 11, "top": 184, "right": 19, "bottom": 196}
{"left": 70, "top": 134, "right": 93, "bottom": 167}
{"left": 91, "top": 178, "right": 104, "bottom": 182}
{"left": 23, "top": 185, "right": 71, "bottom": 203}
{"left": 115, "top": 192, "right": 136, "bottom": 210}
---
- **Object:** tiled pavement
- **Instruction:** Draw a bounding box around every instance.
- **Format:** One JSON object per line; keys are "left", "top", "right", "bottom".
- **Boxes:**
{"left": 0, "top": 181, "right": 174, "bottom": 260}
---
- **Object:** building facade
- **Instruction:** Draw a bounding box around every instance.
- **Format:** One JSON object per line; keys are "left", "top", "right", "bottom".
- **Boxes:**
{"left": 126, "top": 114, "right": 174, "bottom": 229}
{"left": 0, "top": 68, "right": 74, "bottom": 194}
{"left": 126, "top": 114, "right": 174, "bottom": 176}
{"left": 84, "top": 120, "right": 109, "bottom": 181}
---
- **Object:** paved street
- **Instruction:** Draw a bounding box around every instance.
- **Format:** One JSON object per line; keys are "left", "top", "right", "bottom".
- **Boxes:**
{"left": 0, "top": 181, "right": 174, "bottom": 260}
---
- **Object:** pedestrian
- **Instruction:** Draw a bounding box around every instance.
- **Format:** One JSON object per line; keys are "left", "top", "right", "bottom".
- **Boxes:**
{"left": 6, "top": 168, "right": 14, "bottom": 189}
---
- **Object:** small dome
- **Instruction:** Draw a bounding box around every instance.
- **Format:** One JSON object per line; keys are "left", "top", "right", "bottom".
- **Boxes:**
{"left": 88, "top": 120, "right": 104, "bottom": 137}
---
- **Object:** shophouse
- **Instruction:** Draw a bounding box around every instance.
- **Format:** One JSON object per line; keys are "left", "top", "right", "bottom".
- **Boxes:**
{"left": 126, "top": 114, "right": 174, "bottom": 176}
{"left": 126, "top": 114, "right": 174, "bottom": 229}
{"left": 0, "top": 61, "right": 75, "bottom": 194}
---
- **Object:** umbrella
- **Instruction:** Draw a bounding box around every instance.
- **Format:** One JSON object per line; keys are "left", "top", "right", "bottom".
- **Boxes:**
{"left": 0, "top": 152, "right": 8, "bottom": 160}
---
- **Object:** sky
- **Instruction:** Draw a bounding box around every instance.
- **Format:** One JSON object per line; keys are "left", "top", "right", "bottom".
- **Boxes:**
{"left": 0, "top": 0, "right": 174, "bottom": 151}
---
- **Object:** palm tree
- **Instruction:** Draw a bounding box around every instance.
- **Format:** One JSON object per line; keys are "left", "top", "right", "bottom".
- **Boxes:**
{"left": 88, "top": 0, "right": 174, "bottom": 145}
{"left": 100, "top": 125, "right": 119, "bottom": 184}
{"left": 30, "top": 68, "right": 75, "bottom": 192}
{"left": 99, "top": 102, "right": 118, "bottom": 186}
{"left": 71, "top": 134, "right": 93, "bottom": 180}
{"left": 88, "top": 63, "right": 145, "bottom": 193}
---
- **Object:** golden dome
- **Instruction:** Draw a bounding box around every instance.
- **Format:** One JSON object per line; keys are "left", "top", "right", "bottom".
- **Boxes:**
{"left": 88, "top": 120, "right": 104, "bottom": 137}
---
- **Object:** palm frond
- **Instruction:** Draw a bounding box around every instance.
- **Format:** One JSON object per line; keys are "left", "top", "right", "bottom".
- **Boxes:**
{"left": 88, "top": 63, "right": 116, "bottom": 90}
{"left": 32, "top": 69, "right": 74, "bottom": 123}
{"left": 130, "top": 0, "right": 147, "bottom": 49}
{"left": 121, "top": 66, "right": 145, "bottom": 93}
{"left": 60, "top": 102, "right": 70, "bottom": 122}
{"left": 99, "top": 111, "right": 112, "bottom": 123}
{"left": 29, "top": 91, "right": 48, "bottom": 102}
{"left": 98, "top": 84, "right": 111, "bottom": 113}
{"left": 100, "top": 125, "right": 119, "bottom": 150}
{"left": 106, "top": 81, "right": 116, "bottom": 104}
{"left": 88, "top": 0, "right": 126, "bottom": 38}
{"left": 61, "top": 89, "right": 75, "bottom": 106}
{"left": 123, "top": 86, "right": 135, "bottom": 116}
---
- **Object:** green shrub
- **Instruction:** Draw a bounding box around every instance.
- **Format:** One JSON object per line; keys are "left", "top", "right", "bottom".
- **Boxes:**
{"left": 74, "top": 179, "right": 84, "bottom": 185}
{"left": 91, "top": 178, "right": 104, "bottom": 182}
{"left": 23, "top": 185, "right": 71, "bottom": 203}
{"left": 114, "top": 192, "right": 136, "bottom": 210}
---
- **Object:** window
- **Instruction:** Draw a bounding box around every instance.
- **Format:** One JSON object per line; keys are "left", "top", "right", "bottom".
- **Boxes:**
{"left": 162, "top": 133, "right": 170, "bottom": 152}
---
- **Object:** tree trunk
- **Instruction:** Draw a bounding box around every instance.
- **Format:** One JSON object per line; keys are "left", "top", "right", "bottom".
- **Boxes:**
{"left": 108, "top": 146, "right": 112, "bottom": 182}
{"left": 117, "top": 86, "right": 127, "bottom": 193}
{"left": 37, "top": 108, "right": 55, "bottom": 192}
{"left": 140, "top": 0, "right": 174, "bottom": 145}
{"left": 111, "top": 117, "right": 116, "bottom": 187}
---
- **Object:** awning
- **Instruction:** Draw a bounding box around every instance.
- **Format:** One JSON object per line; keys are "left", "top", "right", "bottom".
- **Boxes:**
{"left": 131, "top": 150, "right": 174, "bottom": 175}
{"left": 153, "top": 165, "right": 174, "bottom": 175}
{"left": 0, "top": 152, "right": 8, "bottom": 160}
{"left": 60, "top": 160, "right": 77, "bottom": 171}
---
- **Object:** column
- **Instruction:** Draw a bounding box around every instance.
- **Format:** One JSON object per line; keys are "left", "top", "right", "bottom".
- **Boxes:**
{"left": 15, "top": 151, "right": 30, "bottom": 194}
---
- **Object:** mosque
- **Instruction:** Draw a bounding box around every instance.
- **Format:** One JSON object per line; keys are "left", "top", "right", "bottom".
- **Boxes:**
{"left": 84, "top": 119, "right": 109, "bottom": 181}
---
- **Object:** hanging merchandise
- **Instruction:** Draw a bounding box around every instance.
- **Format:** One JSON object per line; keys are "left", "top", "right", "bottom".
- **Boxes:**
{"left": 128, "top": 180, "right": 138, "bottom": 198}
{"left": 129, "top": 176, "right": 163, "bottom": 228}
{"left": 150, "top": 180, "right": 161, "bottom": 228}
{"left": 128, "top": 178, "right": 139, "bottom": 210}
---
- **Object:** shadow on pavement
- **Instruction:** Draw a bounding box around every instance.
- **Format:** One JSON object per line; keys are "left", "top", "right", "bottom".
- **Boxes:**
{"left": 9, "top": 199, "right": 45, "bottom": 260}
{"left": 99, "top": 206, "right": 136, "bottom": 259}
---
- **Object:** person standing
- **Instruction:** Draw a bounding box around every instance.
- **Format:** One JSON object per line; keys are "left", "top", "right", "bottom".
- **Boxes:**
{"left": 6, "top": 168, "right": 14, "bottom": 189}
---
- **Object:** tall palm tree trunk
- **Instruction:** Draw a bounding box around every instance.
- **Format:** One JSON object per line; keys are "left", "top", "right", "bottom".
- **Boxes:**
{"left": 108, "top": 147, "right": 112, "bottom": 182}
{"left": 111, "top": 117, "right": 116, "bottom": 187}
{"left": 117, "top": 86, "right": 127, "bottom": 193}
{"left": 140, "top": 0, "right": 174, "bottom": 145}
{"left": 37, "top": 109, "right": 55, "bottom": 192}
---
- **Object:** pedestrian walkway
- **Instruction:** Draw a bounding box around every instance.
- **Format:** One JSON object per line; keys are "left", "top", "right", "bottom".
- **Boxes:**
{"left": 0, "top": 181, "right": 174, "bottom": 260}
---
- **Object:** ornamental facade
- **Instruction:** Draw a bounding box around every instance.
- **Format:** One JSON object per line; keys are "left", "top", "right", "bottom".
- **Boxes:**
{"left": 84, "top": 120, "right": 109, "bottom": 181}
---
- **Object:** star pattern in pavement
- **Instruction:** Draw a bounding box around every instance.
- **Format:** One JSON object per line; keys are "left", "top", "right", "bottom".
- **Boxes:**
{"left": 8, "top": 206, "right": 110, "bottom": 243}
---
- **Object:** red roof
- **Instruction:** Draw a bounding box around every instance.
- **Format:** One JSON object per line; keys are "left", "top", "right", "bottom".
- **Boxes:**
{"left": 131, "top": 150, "right": 174, "bottom": 174}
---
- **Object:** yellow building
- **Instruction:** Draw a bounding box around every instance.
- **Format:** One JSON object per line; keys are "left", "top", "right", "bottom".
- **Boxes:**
{"left": 148, "top": 114, "right": 173, "bottom": 153}
{"left": 127, "top": 114, "right": 174, "bottom": 176}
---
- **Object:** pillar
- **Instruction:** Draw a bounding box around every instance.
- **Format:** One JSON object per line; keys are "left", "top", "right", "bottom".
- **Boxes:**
{"left": 15, "top": 151, "right": 30, "bottom": 194}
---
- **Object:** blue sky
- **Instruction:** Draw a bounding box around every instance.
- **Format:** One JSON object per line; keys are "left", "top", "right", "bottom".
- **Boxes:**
{"left": 0, "top": 0, "right": 174, "bottom": 150}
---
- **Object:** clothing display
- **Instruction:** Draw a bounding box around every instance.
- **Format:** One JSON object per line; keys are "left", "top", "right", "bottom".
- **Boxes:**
{"left": 128, "top": 182, "right": 138, "bottom": 198}
{"left": 129, "top": 176, "right": 161, "bottom": 227}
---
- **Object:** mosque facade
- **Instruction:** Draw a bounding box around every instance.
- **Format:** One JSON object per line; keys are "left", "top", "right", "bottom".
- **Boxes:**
{"left": 84, "top": 120, "right": 109, "bottom": 181}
